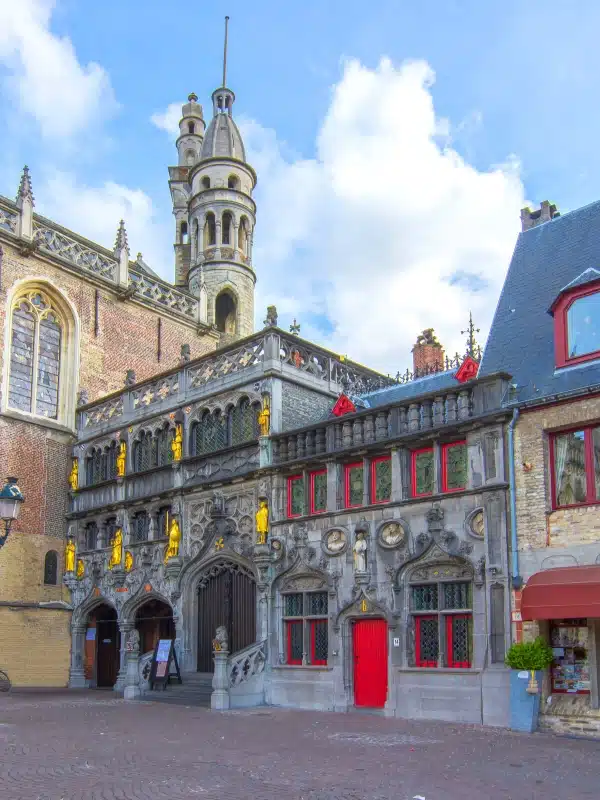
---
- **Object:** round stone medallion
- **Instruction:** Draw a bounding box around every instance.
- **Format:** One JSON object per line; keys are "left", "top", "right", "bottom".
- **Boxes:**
{"left": 323, "top": 528, "right": 347, "bottom": 555}
{"left": 378, "top": 521, "right": 407, "bottom": 549}
{"left": 467, "top": 509, "right": 485, "bottom": 539}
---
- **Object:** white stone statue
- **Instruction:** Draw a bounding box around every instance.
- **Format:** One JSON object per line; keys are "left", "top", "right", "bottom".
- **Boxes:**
{"left": 353, "top": 531, "right": 368, "bottom": 573}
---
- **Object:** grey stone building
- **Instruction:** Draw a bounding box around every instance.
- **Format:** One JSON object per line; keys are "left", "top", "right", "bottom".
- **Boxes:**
{"left": 65, "top": 322, "right": 513, "bottom": 726}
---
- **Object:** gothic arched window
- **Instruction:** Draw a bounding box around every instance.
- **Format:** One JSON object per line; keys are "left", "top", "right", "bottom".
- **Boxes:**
{"left": 222, "top": 212, "right": 232, "bottom": 245}
{"left": 8, "top": 290, "right": 62, "bottom": 419}
{"left": 156, "top": 424, "right": 174, "bottom": 467}
{"left": 180, "top": 221, "right": 189, "bottom": 245}
{"left": 238, "top": 217, "right": 248, "bottom": 254}
{"left": 229, "top": 398, "right": 260, "bottom": 446}
{"left": 227, "top": 175, "right": 239, "bottom": 190}
{"left": 132, "top": 511, "right": 149, "bottom": 543}
{"left": 215, "top": 291, "right": 237, "bottom": 334}
{"left": 204, "top": 213, "right": 216, "bottom": 247}
{"left": 85, "top": 522, "right": 98, "bottom": 551}
{"left": 43, "top": 550, "right": 58, "bottom": 585}
{"left": 191, "top": 410, "right": 228, "bottom": 455}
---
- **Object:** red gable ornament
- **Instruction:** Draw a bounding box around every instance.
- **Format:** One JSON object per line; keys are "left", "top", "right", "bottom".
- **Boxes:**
{"left": 455, "top": 355, "right": 479, "bottom": 384}
{"left": 332, "top": 393, "right": 356, "bottom": 417}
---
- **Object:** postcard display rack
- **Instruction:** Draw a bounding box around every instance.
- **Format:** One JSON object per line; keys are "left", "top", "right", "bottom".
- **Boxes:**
{"left": 550, "top": 619, "right": 590, "bottom": 694}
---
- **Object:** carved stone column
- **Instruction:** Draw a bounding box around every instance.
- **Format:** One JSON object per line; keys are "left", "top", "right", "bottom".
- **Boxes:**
{"left": 114, "top": 620, "right": 133, "bottom": 692}
{"left": 211, "top": 648, "right": 230, "bottom": 710}
{"left": 68, "top": 623, "right": 87, "bottom": 689}
{"left": 123, "top": 635, "right": 141, "bottom": 701}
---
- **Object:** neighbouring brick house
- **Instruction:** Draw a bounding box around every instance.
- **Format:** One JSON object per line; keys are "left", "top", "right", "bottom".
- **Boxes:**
{"left": 480, "top": 200, "right": 600, "bottom": 736}
{"left": 0, "top": 82, "right": 258, "bottom": 686}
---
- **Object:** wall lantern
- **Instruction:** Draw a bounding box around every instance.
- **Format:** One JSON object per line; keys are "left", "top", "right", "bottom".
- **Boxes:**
{"left": 0, "top": 477, "right": 25, "bottom": 549}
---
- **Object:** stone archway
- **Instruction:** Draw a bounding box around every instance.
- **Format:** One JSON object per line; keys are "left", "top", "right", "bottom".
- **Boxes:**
{"left": 88, "top": 603, "right": 120, "bottom": 688}
{"left": 134, "top": 598, "right": 175, "bottom": 655}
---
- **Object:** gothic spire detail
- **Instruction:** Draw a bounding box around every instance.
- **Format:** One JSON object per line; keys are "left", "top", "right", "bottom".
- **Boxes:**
{"left": 114, "top": 219, "right": 129, "bottom": 254}
{"left": 16, "top": 165, "right": 34, "bottom": 206}
{"left": 461, "top": 312, "right": 481, "bottom": 359}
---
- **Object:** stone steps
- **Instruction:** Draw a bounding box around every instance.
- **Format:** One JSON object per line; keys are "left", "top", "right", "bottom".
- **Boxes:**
{"left": 140, "top": 672, "right": 213, "bottom": 707}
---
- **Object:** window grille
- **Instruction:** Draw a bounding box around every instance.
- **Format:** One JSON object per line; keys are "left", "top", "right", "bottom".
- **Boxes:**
{"left": 372, "top": 456, "right": 391, "bottom": 503}
{"left": 310, "top": 470, "right": 327, "bottom": 514}
{"left": 442, "top": 442, "right": 468, "bottom": 492}
{"left": 345, "top": 463, "right": 363, "bottom": 507}
{"left": 282, "top": 590, "right": 328, "bottom": 666}
{"left": 132, "top": 512, "right": 149, "bottom": 543}
{"left": 157, "top": 426, "right": 174, "bottom": 466}
{"left": 287, "top": 475, "right": 305, "bottom": 517}
{"left": 411, "top": 579, "right": 473, "bottom": 668}
{"left": 413, "top": 448, "right": 434, "bottom": 496}
{"left": 43, "top": 550, "right": 58, "bottom": 585}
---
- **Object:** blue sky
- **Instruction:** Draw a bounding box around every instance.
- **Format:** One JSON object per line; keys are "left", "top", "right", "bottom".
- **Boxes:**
{"left": 0, "top": 1, "right": 598, "bottom": 372}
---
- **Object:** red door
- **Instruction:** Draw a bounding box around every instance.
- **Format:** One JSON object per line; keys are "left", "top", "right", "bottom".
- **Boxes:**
{"left": 353, "top": 618, "right": 388, "bottom": 708}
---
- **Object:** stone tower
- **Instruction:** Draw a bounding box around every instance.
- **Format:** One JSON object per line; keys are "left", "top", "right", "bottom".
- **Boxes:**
{"left": 168, "top": 52, "right": 257, "bottom": 342}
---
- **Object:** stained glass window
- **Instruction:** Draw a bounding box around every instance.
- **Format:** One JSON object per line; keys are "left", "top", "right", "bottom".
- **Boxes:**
{"left": 372, "top": 456, "right": 391, "bottom": 503}
{"left": 411, "top": 584, "right": 438, "bottom": 611}
{"left": 413, "top": 449, "right": 434, "bottom": 496}
{"left": 283, "top": 591, "right": 328, "bottom": 666}
{"left": 345, "top": 463, "right": 364, "bottom": 507}
{"left": 157, "top": 426, "right": 174, "bottom": 466}
{"left": 412, "top": 579, "right": 473, "bottom": 669}
{"left": 416, "top": 617, "right": 438, "bottom": 666}
{"left": 443, "top": 582, "right": 471, "bottom": 610}
{"left": 288, "top": 475, "right": 304, "bottom": 517}
{"left": 8, "top": 292, "right": 63, "bottom": 419}
{"left": 446, "top": 615, "right": 471, "bottom": 667}
{"left": 85, "top": 522, "right": 98, "bottom": 551}
{"left": 443, "top": 442, "right": 467, "bottom": 491}
{"left": 43, "top": 550, "right": 58, "bottom": 585}
{"left": 310, "top": 470, "right": 327, "bottom": 513}
{"left": 192, "top": 411, "right": 228, "bottom": 455}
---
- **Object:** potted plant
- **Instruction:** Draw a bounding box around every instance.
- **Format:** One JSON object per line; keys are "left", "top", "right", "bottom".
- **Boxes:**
{"left": 505, "top": 637, "right": 554, "bottom": 733}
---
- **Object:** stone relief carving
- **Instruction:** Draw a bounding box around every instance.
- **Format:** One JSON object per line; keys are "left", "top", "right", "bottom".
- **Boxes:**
{"left": 322, "top": 528, "right": 347, "bottom": 556}
{"left": 466, "top": 508, "right": 485, "bottom": 539}
{"left": 377, "top": 520, "right": 408, "bottom": 550}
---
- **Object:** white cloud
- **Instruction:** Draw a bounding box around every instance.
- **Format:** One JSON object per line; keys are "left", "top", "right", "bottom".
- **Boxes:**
{"left": 0, "top": 0, "right": 118, "bottom": 138}
{"left": 36, "top": 171, "right": 173, "bottom": 275}
{"left": 151, "top": 102, "right": 184, "bottom": 138}
{"left": 244, "top": 57, "right": 525, "bottom": 375}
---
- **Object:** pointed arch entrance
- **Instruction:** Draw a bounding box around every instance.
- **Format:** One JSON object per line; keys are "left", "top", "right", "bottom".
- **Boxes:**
{"left": 196, "top": 560, "right": 256, "bottom": 672}
{"left": 135, "top": 599, "right": 175, "bottom": 655}
{"left": 87, "top": 603, "right": 119, "bottom": 688}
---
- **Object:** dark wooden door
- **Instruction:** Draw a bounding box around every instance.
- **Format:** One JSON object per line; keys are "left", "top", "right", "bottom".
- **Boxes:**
{"left": 197, "top": 564, "right": 256, "bottom": 672}
{"left": 353, "top": 619, "right": 388, "bottom": 708}
{"left": 96, "top": 619, "right": 120, "bottom": 687}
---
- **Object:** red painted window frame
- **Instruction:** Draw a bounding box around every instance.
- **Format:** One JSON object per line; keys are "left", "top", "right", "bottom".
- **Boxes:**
{"left": 446, "top": 614, "right": 472, "bottom": 668}
{"left": 550, "top": 424, "right": 600, "bottom": 510}
{"left": 411, "top": 447, "right": 434, "bottom": 498}
{"left": 287, "top": 474, "right": 304, "bottom": 518}
{"left": 344, "top": 462, "right": 364, "bottom": 508}
{"left": 441, "top": 440, "right": 467, "bottom": 493}
{"left": 415, "top": 615, "right": 438, "bottom": 668}
{"left": 286, "top": 620, "right": 303, "bottom": 665}
{"left": 309, "top": 469, "right": 327, "bottom": 515}
{"left": 310, "top": 619, "right": 328, "bottom": 666}
{"left": 553, "top": 280, "right": 600, "bottom": 368}
{"left": 371, "top": 455, "right": 391, "bottom": 504}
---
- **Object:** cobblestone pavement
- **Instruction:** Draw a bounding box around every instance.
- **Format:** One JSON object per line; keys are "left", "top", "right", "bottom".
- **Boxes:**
{"left": 1, "top": 691, "right": 599, "bottom": 800}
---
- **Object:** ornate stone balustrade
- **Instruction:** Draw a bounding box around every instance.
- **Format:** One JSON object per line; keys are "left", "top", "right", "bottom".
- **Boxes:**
{"left": 78, "top": 330, "right": 392, "bottom": 438}
{"left": 128, "top": 270, "right": 198, "bottom": 320}
{"left": 228, "top": 640, "right": 266, "bottom": 688}
{"left": 33, "top": 220, "right": 118, "bottom": 281}
{"left": 272, "top": 383, "right": 488, "bottom": 465}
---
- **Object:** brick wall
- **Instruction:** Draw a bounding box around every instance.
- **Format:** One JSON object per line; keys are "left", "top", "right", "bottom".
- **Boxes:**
{"left": 514, "top": 397, "right": 600, "bottom": 553}
{"left": 281, "top": 382, "right": 334, "bottom": 431}
{"left": 0, "top": 240, "right": 220, "bottom": 685}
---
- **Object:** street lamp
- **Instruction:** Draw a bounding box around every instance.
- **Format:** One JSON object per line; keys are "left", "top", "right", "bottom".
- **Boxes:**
{"left": 0, "top": 477, "right": 24, "bottom": 549}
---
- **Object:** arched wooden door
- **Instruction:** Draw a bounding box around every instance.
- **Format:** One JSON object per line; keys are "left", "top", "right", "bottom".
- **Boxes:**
{"left": 197, "top": 562, "right": 256, "bottom": 672}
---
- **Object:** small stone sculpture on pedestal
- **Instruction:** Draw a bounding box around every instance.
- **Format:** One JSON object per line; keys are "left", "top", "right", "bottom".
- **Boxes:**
{"left": 124, "top": 628, "right": 141, "bottom": 701}
{"left": 211, "top": 626, "right": 230, "bottom": 711}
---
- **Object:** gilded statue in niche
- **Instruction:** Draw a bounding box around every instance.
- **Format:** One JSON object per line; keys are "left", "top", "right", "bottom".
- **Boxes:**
{"left": 124, "top": 551, "right": 134, "bottom": 572}
{"left": 68, "top": 459, "right": 78, "bottom": 491}
{"left": 75, "top": 558, "right": 85, "bottom": 580}
{"left": 116, "top": 441, "right": 127, "bottom": 477}
{"left": 164, "top": 517, "right": 181, "bottom": 564}
{"left": 256, "top": 499, "right": 269, "bottom": 545}
{"left": 108, "top": 528, "right": 123, "bottom": 569}
{"left": 258, "top": 395, "right": 270, "bottom": 436}
{"left": 171, "top": 423, "right": 183, "bottom": 461}
{"left": 64, "top": 538, "right": 76, "bottom": 573}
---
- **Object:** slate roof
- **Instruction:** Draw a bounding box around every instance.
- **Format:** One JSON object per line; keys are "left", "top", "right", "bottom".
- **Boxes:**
{"left": 479, "top": 200, "right": 600, "bottom": 405}
{"left": 360, "top": 369, "right": 458, "bottom": 408}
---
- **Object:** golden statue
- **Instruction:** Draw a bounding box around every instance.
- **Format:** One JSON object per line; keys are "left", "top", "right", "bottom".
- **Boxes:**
{"left": 124, "top": 550, "right": 133, "bottom": 572}
{"left": 76, "top": 558, "right": 85, "bottom": 580}
{"left": 164, "top": 517, "right": 181, "bottom": 564}
{"left": 68, "top": 458, "right": 78, "bottom": 491}
{"left": 258, "top": 396, "right": 270, "bottom": 437}
{"left": 116, "top": 441, "right": 126, "bottom": 477}
{"left": 108, "top": 528, "right": 123, "bottom": 570}
{"left": 65, "top": 538, "right": 76, "bottom": 573}
{"left": 171, "top": 423, "right": 183, "bottom": 461}
{"left": 256, "top": 499, "right": 269, "bottom": 545}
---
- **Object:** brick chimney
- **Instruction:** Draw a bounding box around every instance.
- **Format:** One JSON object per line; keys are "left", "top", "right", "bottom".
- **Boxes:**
{"left": 520, "top": 200, "right": 560, "bottom": 232}
{"left": 412, "top": 329, "right": 445, "bottom": 376}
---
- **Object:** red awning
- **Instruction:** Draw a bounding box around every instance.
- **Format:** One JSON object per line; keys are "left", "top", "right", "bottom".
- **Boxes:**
{"left": 521, "top": 566, "right": 600, "bottom": 620}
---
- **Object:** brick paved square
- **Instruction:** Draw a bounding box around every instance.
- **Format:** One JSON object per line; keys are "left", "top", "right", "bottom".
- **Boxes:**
{"left": 1, "top": 691, "right": 598, "bottom": 800}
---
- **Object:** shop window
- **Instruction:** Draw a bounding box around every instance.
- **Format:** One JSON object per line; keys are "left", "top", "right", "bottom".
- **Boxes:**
{"left": 441, "top": 441, "right": 467, "bottom": 492}
{"left": 412, "top": 580, "right": 472, "bottom": 668}
{"left": 287, "top": 474, "right": 304, "bottom": 517}
{"left": 550, "top": 620, "right": 590, "bottom": 694}
{"left": 345, "top": 462, "right": 364, "bottom": 508}
{"left": 43, "top": 550, "right": 58, "bottom": 585}
{"left": 551, "top": 424, "right": 600, "bottom": 508}
{"left": 553, "top": 284, "right": 600, "bottom": 368}
{"left": 310, "top": 469, "right": 327, "bottom": 514}
{"left": 412, "top": 448, "right": 434, "bottom": 497}
{"left": 371, "top": 455, "right": 391, "bottom": 503}
{"left": 283, "top": 591, "right": 328, "bottom": 666}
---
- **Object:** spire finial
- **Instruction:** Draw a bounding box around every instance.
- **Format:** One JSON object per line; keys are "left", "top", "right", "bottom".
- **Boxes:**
{"left": 114, "top": 219, "right": 129, "bottom": 254}
{"left": 16, "top": 165, "right": 34, "bottom": 206}
{"left": 222, "top": 16, "right": 230, "bottom": 88}
{"left": 461, "top": 311, "right": 481, "bottom": 359}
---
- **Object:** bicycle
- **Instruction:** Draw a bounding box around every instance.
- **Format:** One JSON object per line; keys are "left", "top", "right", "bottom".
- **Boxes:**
{"left": 0, "top": 668, "right": 11, "bottom": 692}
